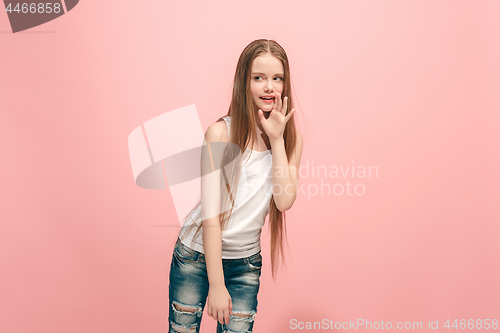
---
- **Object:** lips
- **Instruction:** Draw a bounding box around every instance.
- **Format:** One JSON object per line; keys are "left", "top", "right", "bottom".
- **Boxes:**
{"left": 260, "top": 96, "right": 274, "bottom": 104}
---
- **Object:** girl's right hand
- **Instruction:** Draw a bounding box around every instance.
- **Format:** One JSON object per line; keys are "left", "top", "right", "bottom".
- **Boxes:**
{"left": 206, "top": 285, "right": 232, "bottom": 325}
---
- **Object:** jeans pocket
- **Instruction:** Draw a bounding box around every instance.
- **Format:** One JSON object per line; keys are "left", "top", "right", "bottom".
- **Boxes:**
{"left": 247, "top": 252, "right": 262, "bottom": 270}
{"left": 173, "top": 240, "right": 200, "bottom": 263}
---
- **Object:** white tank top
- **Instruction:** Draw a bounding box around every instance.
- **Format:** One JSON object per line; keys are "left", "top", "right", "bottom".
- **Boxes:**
{"left": 179, "top": 115, "right": 273, "bottom": 259}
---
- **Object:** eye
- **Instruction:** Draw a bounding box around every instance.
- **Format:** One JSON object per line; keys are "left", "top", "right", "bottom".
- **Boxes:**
{"left": 275, "top": 77, "right": 284, "bottom": 81}
{"left": 254, "top": 76, "right": 262, "bottom": 80}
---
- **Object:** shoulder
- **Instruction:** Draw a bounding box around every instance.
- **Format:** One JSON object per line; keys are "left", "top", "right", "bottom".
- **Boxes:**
{"left": 204, "top": 117, "right": 229, "bottom": 143}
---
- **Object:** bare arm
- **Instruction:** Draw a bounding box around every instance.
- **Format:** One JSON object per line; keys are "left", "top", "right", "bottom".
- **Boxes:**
{"left": 270, "top": 130, "right": 303, "bottom": 211}
{"left": 200, "top": 120, "right": 232, "bottom": 325}
{"left": 257, "top": 92, "right": 304, "bottom": 212}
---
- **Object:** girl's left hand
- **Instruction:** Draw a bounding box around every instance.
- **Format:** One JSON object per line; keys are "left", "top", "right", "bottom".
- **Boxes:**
{"left": 258, "top": 92, "right": 295, "bottom": 141}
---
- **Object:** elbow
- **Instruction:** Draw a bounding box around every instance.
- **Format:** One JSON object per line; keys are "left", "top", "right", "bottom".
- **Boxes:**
{"left": 275, "top": 195, "right": 297, "bottom": 212}
{"left": 273, "top": 183, "right": 298, "bottom": 212}
{"left": 276, "top": 204, "right": 291, "bottom": 212}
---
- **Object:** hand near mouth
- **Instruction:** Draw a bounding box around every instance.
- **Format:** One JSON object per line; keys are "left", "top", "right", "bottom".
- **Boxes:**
{"left": 258, "top": 92, "right": 295, "bottom": 141}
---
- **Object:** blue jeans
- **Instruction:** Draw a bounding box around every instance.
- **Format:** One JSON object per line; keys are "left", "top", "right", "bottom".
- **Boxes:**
{"left": 168, "top": 238, "right": 262, "bottom": 333}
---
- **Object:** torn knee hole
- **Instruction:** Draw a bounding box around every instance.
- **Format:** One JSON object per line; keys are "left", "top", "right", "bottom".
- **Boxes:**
{"left": 172, "top": 301, "right": 203, "bottom": 317}
{"left": 171, "top": 322, "right": 197, "bottom": 332}
{"left": 230, "top": 310, "right": 256, "bottom": 322}
{"left": 173, "top": 303, "right": 197, "bottom": 312}
{"left": 232, "top": 313, "right": 252, "bottom": 318}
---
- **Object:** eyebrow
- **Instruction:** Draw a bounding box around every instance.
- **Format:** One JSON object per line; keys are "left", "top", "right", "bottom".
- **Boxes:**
{"left": 251, "top": 72, "right": 284, "bottom": 76}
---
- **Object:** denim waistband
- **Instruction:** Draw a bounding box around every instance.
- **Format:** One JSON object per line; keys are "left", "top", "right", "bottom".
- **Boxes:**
{"left": 176, "top": 238, "right": 261, "bottom": 264}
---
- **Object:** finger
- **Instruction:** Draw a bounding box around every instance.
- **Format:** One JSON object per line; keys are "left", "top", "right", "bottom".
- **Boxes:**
{"left": 258, "top": 108, "right": 264, "bottom": 121}
{"left": 229, "top": 297, "right": 233, "bottom": 315}
{"left": 224, "top": 309, "right": 230, "bottom": 325}
{"left": 284, "top": 108, "right": 295, "bottom": 122}
{"left": 209, "top": 306, "right": 214, "bottom": 319}
{"left": 272, "top": 92, "right": 279, "bottom": 112}
{"left": 217, "top": 310, "right": 224, "bottom": 325}
{"left": 277, "top": 92, "right": 282, "bottom": 113}
{"left": 282, "top": 96, "right": 288, "bottom": 116}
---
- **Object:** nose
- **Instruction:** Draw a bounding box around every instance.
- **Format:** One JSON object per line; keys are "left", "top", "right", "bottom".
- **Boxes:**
{"left": 265, "top": 79, "right": 274, "bottom": 92}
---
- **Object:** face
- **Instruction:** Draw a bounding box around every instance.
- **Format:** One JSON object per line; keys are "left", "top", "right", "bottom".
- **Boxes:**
{"left": 249, "top": 53, "right": 284, "bottom": 113}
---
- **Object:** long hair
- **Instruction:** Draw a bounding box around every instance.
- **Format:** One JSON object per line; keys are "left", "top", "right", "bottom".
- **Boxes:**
{"left": 180, "top": 39, "right": 298, "bottom": 279}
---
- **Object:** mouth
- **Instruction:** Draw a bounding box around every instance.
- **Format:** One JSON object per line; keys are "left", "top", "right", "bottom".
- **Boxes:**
{"left": 260, "top": 96, "right": 275, "bottom": 104}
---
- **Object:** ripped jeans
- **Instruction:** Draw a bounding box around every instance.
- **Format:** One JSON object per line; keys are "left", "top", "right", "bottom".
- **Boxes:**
{"left": 168, "top": 238, "right": 262, "bottom": 333}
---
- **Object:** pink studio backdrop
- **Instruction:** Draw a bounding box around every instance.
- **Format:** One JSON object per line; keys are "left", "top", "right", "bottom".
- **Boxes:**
{"left": 1, "top": 1, "right": 499, "bottom": 332}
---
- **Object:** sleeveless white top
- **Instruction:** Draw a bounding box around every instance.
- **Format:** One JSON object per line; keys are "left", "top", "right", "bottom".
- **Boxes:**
{"left": 179, "top": 115, "right": 273, "bottom": 259}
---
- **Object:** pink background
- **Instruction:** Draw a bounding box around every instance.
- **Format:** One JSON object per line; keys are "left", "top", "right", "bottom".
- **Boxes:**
{"left": 1, "top": 0, "right": 499, "bottom": 332}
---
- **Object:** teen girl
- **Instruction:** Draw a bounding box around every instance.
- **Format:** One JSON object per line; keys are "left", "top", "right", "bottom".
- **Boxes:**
{"left": 168, "top": 39, "right": 303, "bottom": 333}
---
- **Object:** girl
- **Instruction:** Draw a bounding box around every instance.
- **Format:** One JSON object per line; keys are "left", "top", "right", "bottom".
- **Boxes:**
{"left": 168, "top": 39, "right": 303, "bottom": 333}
